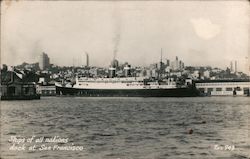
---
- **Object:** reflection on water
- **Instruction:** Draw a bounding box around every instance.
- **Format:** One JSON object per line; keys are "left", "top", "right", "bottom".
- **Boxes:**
{"left": 1, "top": 97, "right": 250, "bottom": 159}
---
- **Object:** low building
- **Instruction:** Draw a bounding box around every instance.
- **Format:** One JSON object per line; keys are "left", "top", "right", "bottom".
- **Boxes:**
{"left": 1, "top": 71, "right": 40, "bottom": 100}
{"left": 195, "top": 80, "right": 250, "bottom": 96}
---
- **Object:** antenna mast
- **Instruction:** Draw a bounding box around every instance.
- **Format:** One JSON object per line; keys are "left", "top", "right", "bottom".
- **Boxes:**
{"left": 113, "top": 51, "right": 116, "bottom": 61}
{"left": 158, "top": 48, "right": 163, "bottom": 80}
{"left": 161, "top": 48, "right": 163, "bottom": 64}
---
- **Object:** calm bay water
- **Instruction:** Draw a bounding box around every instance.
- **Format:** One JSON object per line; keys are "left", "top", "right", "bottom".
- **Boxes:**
{"left": 1, "top": 97, "right": 250, "bottom": 159}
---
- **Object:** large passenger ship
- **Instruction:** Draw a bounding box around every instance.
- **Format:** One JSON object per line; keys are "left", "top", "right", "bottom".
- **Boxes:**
{"left": 55, "top": 63, "right": 200, "bottom": 97}
{"left": 55, "top": 77, "right": 199, "bottom": 97}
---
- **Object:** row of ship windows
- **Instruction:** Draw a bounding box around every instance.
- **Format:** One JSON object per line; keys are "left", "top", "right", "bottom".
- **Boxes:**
{"left": 199, "top": 87, "right": 250, "bottom": 91}
{"left": 196, "top": 83, "right": 250, "bottom": 86}
{"left": 79, "top": 84, "right": 145, "bottom": 86}
{"left": 78, "top": 81, "right": 144, "bottom": 83}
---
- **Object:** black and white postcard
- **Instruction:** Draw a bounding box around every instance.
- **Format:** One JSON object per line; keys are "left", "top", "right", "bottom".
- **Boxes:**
{"left": 1, "top": 0, "right": 250, "bottom": 159}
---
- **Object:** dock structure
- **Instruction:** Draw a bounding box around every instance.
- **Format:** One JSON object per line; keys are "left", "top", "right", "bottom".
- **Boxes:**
{"left": 195, "top": 80, "right": 250, "bottom": 96}
{"left": 36, "top": 84, "right": 56, "bottom": 96}
{"left": 1, "top": 70, "right": 40, "bottom": 100}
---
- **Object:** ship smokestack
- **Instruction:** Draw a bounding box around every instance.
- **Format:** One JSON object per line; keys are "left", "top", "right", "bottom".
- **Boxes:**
{"left": 108, "top": 67, "right": 116, "bottom": 78}
{"left": 124, "top": 64, "right": 131, "bottom": 77}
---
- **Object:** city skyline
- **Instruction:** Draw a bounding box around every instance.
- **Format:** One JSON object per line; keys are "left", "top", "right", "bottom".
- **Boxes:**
{"left": 1, "top": 1, "right": 250, "bottom": 73}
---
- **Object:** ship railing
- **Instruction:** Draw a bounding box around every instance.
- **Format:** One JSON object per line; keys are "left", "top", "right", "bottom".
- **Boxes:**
{"left": 77, "top": 77, "right": 146, "bottom": 82}
{"left": 77, "top": 80, "right": 144, "bottom": 83}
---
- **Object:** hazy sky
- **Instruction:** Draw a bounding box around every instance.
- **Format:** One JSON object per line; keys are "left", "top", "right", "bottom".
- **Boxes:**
{"left": 1, "top": 1, "right": 250, "bottom": 72}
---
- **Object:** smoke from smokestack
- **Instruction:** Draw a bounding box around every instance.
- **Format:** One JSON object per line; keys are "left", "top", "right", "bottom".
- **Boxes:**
{"left": 113, "top": 33, "right": 120, "bottom": 60}
{"left": 112, "top": 5, "right": 122, "bottom": 60}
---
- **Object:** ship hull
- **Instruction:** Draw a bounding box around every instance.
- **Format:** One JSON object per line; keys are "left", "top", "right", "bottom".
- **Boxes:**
{"left": 56, "top": 86, "right": 200, "bottom": 97}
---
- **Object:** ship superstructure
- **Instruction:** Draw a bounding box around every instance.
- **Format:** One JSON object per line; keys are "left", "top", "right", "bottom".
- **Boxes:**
{"left": 72, "top": 76, "right": 177, "bottom": 90}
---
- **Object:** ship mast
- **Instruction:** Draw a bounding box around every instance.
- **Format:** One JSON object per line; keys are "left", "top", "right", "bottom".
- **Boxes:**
{"left": 161, "top": 48, "right": 163, "bottom": 65}
{"left": 159, "top": 48, "right": 163, "bottom": 80}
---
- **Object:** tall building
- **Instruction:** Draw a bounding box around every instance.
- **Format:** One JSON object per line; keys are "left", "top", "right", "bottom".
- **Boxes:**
{"left": 181, "top": 61, "right": 185, "bottom": 70}
{"left": 174, "top": 56, "right": 179, "bottom": 70}
{"left": 230, "top": 61, "right": 234, "bottom": 72}
{"left": 171, "top": 56, "right": 184, "bottom": 71}
{"left": 235, "top": 60, "right": 237, "bottom": 73}
{"left": 230, "top": 60, "right": 238, "bottom": 73}
{"left": 84, "top": 52, "right": 89, "bottom": 67}
{"left": 165, "top": 59, "right": 170, "bottom": 67}
{"left": 179, "top": 60, "right": 185, "bottom": 70}
{"left": 39, "top": 52, "right": 50, "bottom": 70}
